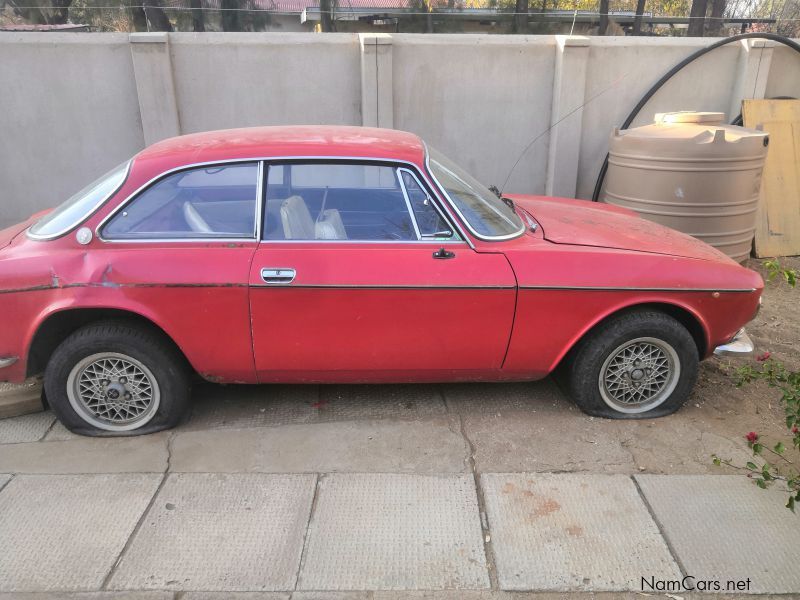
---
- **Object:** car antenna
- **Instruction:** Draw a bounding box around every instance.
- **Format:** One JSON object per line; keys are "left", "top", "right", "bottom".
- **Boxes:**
{"left": 499, "top": 70, "right": 631, "bottom": 195}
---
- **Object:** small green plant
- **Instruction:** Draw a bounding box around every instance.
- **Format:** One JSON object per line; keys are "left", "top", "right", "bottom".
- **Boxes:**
{"left": 714, "top": 258, "right": 799, "bottom": 511}
{"left": 764, "top": 258, "right": 798, "bottom": 287}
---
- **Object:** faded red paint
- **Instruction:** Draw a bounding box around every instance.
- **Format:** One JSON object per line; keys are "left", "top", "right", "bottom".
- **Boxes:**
{"left": 0, "top": 126, "right": 763, "bottom": 385}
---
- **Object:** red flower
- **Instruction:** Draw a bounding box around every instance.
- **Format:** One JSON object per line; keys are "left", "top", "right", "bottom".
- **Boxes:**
{"left": 792, "top": 425, "right": 799, "bottom": 435}
{"left": 746, "top": 431, "right": 759, "bottom": 443}
{"left": 756, "top": 352, "right": 771, "bottom": 362}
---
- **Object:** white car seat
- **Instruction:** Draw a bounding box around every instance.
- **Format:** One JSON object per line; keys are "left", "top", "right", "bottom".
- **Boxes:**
{"left": 280, "top": 195, "right": 347, "bottom": 240}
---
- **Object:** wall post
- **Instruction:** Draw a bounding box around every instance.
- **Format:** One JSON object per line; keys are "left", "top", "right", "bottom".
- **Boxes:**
{"left": 546, "top": 35, "right": 589, "bottom": 198}
{"left": 729, "top": 39, "right": 775, "bottom": 123}
{"left": 359, "top": 33, "right": 393, "bottom": 129}
{"left": 129, "top": 32, "right": 181, "bottom": 145}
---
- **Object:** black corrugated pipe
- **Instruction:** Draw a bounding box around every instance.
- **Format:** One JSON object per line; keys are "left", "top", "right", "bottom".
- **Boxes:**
{"left": 591, "top": 33, "right": 800, "bottom": 203}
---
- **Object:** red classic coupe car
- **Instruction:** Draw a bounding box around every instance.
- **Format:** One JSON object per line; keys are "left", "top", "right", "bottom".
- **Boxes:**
{"left": 0, "top": 126, "right": 761, "bottom": 435}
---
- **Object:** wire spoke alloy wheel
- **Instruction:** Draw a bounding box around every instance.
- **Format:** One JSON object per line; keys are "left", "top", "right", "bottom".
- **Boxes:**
{"left": 598, "top": 337, "right": 680, "bottom": 414}
{"left": 66, "top": 352, "right": 161, "bottom": 432}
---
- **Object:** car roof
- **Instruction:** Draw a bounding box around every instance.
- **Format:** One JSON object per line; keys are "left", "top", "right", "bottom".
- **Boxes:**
{"left": 132, "top": 126, "right": 427, "bottom": 176}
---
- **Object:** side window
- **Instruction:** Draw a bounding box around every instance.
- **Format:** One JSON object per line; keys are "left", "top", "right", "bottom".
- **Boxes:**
{"left": 103, "top": 163, "right": 259, "bottom": 239}
{"left": 398, "top": 169, "right": 456, "bottom": 240}
{"left": 264, "top": 163, "right": 417, "bottom": 241}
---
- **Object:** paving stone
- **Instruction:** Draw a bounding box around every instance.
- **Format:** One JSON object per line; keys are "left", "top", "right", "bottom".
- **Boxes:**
{"left": 298, "top": 473, "right": 489, "bottom": 590}
{"left": 0, "top": 412, "right": 54, "bottom": 444}
{"left": 636, "top": 474, "right": 800, "bottom": 594}
{"left": 185, "top": 383, "right": 445, "bottom": 432}
{"left": 0, "top": 434, "right": 169, "bottom": 474}
{"left": 170, "top": 419, "right": 467, "bottom": 473}
{"left": 482, "top": 473, "right": 680, "bottom": 591}
{"left": 109, "top": 473, "right": 316, "bottom": 591}
{"left": 0, "top": 474, "right": 162, "bottom": 591}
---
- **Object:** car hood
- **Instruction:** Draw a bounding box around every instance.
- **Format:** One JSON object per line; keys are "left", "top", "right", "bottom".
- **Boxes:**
{"left": 507, "top": 194, "right": 735, "bottom": 264}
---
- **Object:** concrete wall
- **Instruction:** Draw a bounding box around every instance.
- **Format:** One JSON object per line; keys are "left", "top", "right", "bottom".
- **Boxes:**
{"left": 1, "top": 32, "right": 798, "bottom": 229}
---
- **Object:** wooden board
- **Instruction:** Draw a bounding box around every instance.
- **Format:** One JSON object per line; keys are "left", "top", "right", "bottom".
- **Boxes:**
{"left": 743, "top": 99, "right": 800, "bottom": 258}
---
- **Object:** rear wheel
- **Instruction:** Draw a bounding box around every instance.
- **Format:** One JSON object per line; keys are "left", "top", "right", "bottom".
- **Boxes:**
{"left": 44, "top": 322, "right": 191, "bottom": 436}
{"left": 561, "top": 310, "right": 699, "bottom": 419}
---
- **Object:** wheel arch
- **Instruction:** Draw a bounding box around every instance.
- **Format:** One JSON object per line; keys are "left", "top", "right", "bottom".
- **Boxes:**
{"left": 554, "top": 300, "right": 709, "bottom": 372}
{"left": 27, "top": 307, "right": 194, "bottom": 379}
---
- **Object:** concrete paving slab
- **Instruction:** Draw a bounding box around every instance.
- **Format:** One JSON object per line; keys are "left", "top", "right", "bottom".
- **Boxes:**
{"left": 636, "top": 474, "right": 800, "bottom": 594}
{"left": 0, "top": 474, "right": 162, "bottom": 592}
{"left": 41, "top": 420, "right": 78, "bottom": 442}
{"left": 0, "top": 594, "right": 172, "bottom": 599}
{"left": 482, "top": 473, "right": 681, "bottom": 591}
{"left": 182, "top": 593, "right": 289, "bottom": 599}
{"left": 185, "top": 383, "right": 446, "bottom": 432}
{"left": 317, "top": 384, "right": 446, "bottom": 421}
{"left": 0, "top": 434, "right": 169, "bottom": 474}
{"left": 0, "top": 412, "right": 54, "bottom": 444}
{"left": 443, "top": 380, "right": 567, "bottom": 416}
{"left": 464, "top": 413, "right": 634, "bottom": 474}
{"left": 298, "top": 473, "right": 489, "bottom": 590}
{"left": 170, "top": 419, "right": 468, "bottom": 474}
{"left": 109, "top": 473, "right": 316, "bottom": 591}
{"left": 0, "top": 474, "right": 11, "bottom": 490}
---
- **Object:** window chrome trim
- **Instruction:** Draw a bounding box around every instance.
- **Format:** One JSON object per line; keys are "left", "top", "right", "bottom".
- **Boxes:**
{"left": 422, "top": 141, "right": 526, "bottom": 242}
{"left": 255, "top": 161, "right": 264, "bottom": 240}
{"left": 396, "top": 168, "right": 422, "bottom": 240}
{"left": 97, "top": 160, "right": 261, "bottom": 243}
{"left": 97, "top": 156, "right": 473, "bottom": 247}
{"left": 397, "top": 167, "right": 461, "bottom": 242}
{"left": 28, "top": 160, "right": 132, "bottom": 242}
{"left": 260, "top": 157, "right": 471, "bottom": 247}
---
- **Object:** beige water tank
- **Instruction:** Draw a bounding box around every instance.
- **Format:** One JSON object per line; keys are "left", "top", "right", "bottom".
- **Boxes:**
{"left": 602, "top": 111, "right": 769, "bottom": 262}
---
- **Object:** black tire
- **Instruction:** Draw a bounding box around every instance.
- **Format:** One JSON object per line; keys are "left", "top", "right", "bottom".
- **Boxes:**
{"left": 44, "top": 321, "right": 191, "bottom": 436}
{"left": 559, "top": 310, "right": 699, "bottom": 419}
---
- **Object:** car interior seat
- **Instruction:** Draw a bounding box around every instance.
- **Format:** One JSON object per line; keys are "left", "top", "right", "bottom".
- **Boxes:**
{"left": 280, "top": 195, "right": 347, "bottom": 240}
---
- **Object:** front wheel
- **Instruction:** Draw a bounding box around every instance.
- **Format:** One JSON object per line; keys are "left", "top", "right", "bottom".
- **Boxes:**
{"left": 44, "top": 321, "right": 191, "bottom": 436}
{"left": 561, "top": 310, "right": 699, "bottom": 419}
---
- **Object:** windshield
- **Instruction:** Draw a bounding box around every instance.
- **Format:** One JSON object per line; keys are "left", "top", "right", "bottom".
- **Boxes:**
{"left": 427, "top": 147, "right": 524, "bottom": 239}
{"left": 28, "top": 161, "right": 130, "bottom": 239}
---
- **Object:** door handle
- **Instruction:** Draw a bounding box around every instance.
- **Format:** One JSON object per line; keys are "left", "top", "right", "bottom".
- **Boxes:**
{"left": 432, "top": 248, "right": 456, "bottom": 260}
{"left": 261, "top": 268, "right": 296, "bottom": 285}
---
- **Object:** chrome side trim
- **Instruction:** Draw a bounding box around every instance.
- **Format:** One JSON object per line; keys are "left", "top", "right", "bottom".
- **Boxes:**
{"left": 28, "top": 161, "right": 132, "bottom": 242}
{"left": 422, "top": 141, "right": 526, "bottom": 243}
{"left": 0, "top": 356, "right": 19, "bottom": 369}
{"left": 250, "top": 284, "right": 516, "bottom": 290}
{"left": 519, "top": 285, "right": 756, "bottom": 293}
{"left": 714, "top": 328, "right": 755, "bottom": 356}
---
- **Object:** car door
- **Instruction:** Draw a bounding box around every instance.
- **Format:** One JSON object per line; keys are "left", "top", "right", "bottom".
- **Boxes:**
{"left": 249, "top": 160, "right": 517, "bottom": 382}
